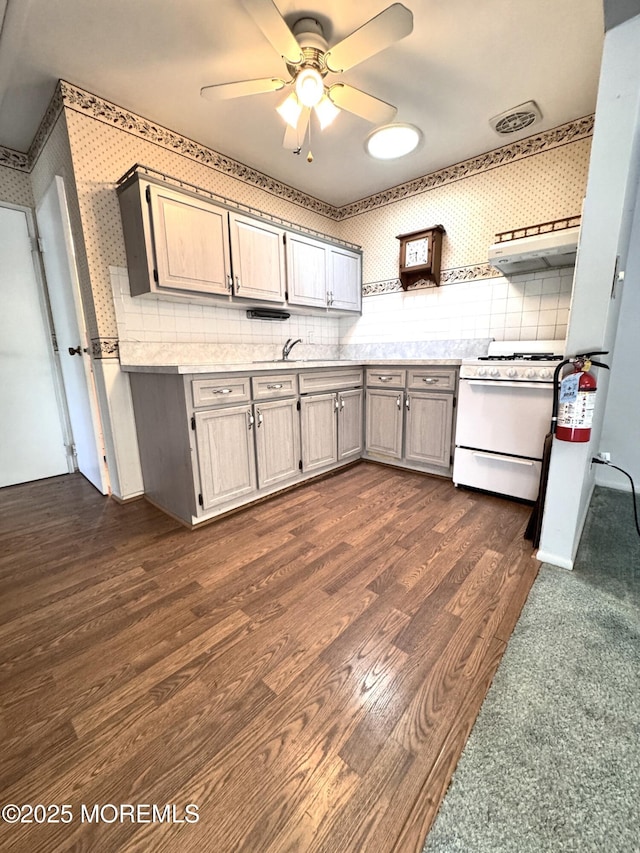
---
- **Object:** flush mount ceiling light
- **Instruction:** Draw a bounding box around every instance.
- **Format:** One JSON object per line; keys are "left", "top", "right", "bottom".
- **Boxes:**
{"left": 365, "top": 122, "right": 421, "bottom": 160}
{"left": 200, "top": 1, "right": 414, "bottom": 161}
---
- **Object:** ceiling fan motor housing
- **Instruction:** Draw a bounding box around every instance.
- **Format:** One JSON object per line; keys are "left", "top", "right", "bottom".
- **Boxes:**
{"left": 286, "top": 18, "right": 329, "bottom": 78}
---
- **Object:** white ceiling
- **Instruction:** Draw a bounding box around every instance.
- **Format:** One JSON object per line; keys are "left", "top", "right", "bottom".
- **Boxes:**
{"left": 0, "top": 0, "right": 604, "bottom": 206}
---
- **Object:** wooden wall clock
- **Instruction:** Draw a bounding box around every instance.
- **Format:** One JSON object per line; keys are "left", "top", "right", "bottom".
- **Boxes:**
{"left": 396, "top": 225, "right": 445, "bottom": 289}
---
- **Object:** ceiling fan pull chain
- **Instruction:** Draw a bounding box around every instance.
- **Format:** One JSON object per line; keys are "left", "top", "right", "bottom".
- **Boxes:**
{"left": 307, "top": 117, "right": 313, "bottom": 163}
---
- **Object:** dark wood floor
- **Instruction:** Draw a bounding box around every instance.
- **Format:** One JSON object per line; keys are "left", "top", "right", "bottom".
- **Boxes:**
{"left": 0, "top": 463, "right": 538, "bottom": 853}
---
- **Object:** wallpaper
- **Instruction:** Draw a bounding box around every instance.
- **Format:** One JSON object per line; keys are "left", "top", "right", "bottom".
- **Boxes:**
{"left": 0, "top": 166, "right": 34, "bottom": 208}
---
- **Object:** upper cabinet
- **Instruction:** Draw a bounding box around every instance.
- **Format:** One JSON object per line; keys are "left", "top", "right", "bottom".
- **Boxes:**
{"left": 328, "top": 245, "right": 362, "bottom": 312}
{"left": 285, "top": 232, "right": 328, "bottom": 309}
{"left": 117, "top": 171, "right": 361, "bottom": 313}
{"left": 118, "top": 178, "right": 232, "bottom": 298}
{"left": 286, "top": 232, "right": 362, "bottom": 313}
{"left": 228, "top": 213, "right": 286, "bottom": 304}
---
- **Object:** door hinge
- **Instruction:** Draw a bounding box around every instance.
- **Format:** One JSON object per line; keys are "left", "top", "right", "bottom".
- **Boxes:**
{"left": 453, "top": 396, "right": 457, "bottom": 408}
{"left": 298, "top": 459, "right": 303, "bottom": 470}
{"left": 145, "top": 185, "right": 151, "bottom": 204}
{"left": 198, "top": 493, "right": 204, "bottom": 507}
{"left": 296, "top": 399, "right": 300, "bottom": 411}
{"left": 31, "top": 237, "right": 44, "bottom": 253}
{"left": 191, "top": 415, "right": 196, "bottom": 431}
{"left": 282, "top": 233, "right": 287, "bottom": 245}
{"left": 450, "top": 454, "right": 454, "bottom": 466}
{"left": 285, "top": 290, "right": 289, "bottom": 301}
{"left": 153, "top": 269, "right": 159, "bottom": 283}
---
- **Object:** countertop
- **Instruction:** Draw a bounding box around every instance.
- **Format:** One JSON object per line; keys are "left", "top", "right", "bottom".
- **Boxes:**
{"left": 120, "top": 359, "right": 462, "bottom": 375}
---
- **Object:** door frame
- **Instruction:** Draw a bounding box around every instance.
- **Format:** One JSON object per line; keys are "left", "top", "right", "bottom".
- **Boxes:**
{"left": 36, "top": 176, "right": 110, "bottom": 494}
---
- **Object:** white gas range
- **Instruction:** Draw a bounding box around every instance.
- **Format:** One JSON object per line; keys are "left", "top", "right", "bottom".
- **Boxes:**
{"left": 453, "top": 340, "right": 565, "bottom": 501}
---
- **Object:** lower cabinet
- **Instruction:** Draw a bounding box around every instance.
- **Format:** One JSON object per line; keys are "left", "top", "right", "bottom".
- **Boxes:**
{"left": 254, "top": 398, "right": 301, "bottom": 488}
{"left": 195, "top": 405, "right": 257, "bottom": 511}
{"left": 364, "top": 367, "right": 457, "bottom": 475}
{"left": 128, "top": 363, "right": 454, "bottom": 528}
{"left": 365, "top": 388, "right": 403, "bottom": 460}
{"left": 300, "top": 388, "right": 363, "bottom": 473}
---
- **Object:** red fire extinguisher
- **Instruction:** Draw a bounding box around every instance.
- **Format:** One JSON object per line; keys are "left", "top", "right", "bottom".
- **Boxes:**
{"left": 554, "top": 351, "right": 609, "bottom": 443}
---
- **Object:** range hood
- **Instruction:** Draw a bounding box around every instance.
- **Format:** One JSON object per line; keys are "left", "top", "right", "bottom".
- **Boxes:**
{"left": 488, "top": 225, "right": 580, "bottom": 275}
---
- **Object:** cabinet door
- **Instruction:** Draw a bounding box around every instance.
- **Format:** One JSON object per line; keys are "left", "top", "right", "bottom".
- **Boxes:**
{"left": 285, "top": 232, "right": 328, "bottom": 308}
{"left": 149, "top": 184, "right": 231, "bottom": 295}
{"left": 195, "top": 406, "right": 257, "bottom": 511}
{"left": 300, "top": 393, "right": 338, "bottom": 473}
{"left": 404, "top": 392, "right": 454, "bottom": 468}
{"left": 365, "top": 389, "right": 403, "bottom": 459}
{"left": 338, "top": 389, "right": 363, "bottom": 460}
{"left": 328, "top": 246, "right": 362, "bottom": 312}
{"left": 229, "top": 213, "right": 286, "bottom": 303}
{"left": 254, "top": 399, "right": 301, "bottom": 488}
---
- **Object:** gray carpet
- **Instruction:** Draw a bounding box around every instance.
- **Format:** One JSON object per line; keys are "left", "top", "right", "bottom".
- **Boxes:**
{"left": 423, "top": 486, "right": 640, "bottom": 853}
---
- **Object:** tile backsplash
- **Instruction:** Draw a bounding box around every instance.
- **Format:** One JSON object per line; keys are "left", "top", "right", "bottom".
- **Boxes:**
{"left": 341, "top": 268, "right": 573, "bottom": 345}
{"left": 112, "top": 263, "right": 572, "bottom": 366}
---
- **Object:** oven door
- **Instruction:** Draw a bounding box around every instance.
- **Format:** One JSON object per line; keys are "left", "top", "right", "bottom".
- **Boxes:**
{"left": 455, "top": 379, "right": 553, "bottom": 459}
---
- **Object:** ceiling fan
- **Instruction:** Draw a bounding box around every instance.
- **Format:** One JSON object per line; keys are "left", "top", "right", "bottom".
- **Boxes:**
{"left": 201, "top": 0, "right": 413, "bottom": 157}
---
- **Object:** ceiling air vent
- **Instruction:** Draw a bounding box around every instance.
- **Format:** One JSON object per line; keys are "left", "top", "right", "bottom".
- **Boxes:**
{"left": 489, "top": 100, "right": 542, "bottom": 135}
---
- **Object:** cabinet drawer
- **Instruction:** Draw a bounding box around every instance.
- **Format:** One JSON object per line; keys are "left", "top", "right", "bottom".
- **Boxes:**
{"left": 252, "top": 373, "right": 298, "bottom": 400}
{"left": 366, "top": 368, "right": 406, "bottom": 389}
{"left": 407, "top": 367, "right": 457, "bottom": 392}
{"left": 299, "top": 369, "right": 363, "bottom": 394}
{"left": 191, "top": 376, "right": 251, "bottom": 407}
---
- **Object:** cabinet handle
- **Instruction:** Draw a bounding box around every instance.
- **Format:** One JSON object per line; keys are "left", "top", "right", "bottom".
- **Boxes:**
{"left": 422, "top": 377, "right": 440, "bottom": 384}
{"left": 396, "top": 394, "right": 402, "bottom": 410}
{"left": 235, "top": 275, "right": 240, "bottom": 292}
{"left": 256, "top": 408, "right": 263, "bottom": 427}
{"left": 340, "top": 395, "right": 345, "bottom": 411}
{"left": 405, "top": 395, "right": 410, "bottom": 410}
{"left": 227, "top": 274, "right": 232, "bottom": 291}
{"left": 213, "top": 388, "right": 232, "bottom": 395}
{"left": 334, "top": 395, "right": 340, "bottom": 412}
{"left": 266, "top": 383, "right": 283, "bottom": 390}
{"left": 378, "top": 375, "right": 394, "bottom": 382}
{"left": 327, "top": 290, "right": 333, "bottom": 306}
{"left": 247, "top": 410, "right": 255, "bottom": 430}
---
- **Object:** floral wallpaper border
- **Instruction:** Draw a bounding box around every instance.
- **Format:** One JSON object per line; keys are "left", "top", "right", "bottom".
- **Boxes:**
{"left": 363, "top": 263, "right": 502, "bottom": 296}
{"left": 4, "top": 79, "right": 594, "bottom": 225}
{"left": 91, "top": 337, "right": 119, "bottom": 359}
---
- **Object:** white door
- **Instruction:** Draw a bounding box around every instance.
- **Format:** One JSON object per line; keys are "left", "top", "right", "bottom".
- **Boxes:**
{"left": 36, "top": 176, "right": 110, "bottom": 494}
{"left": 0, "top": 204, "right": 71, "bottom": 487}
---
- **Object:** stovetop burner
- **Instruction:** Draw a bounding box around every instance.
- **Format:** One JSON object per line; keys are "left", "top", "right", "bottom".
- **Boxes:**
{"left": 478, "top": 352, "right": 563, "bottom": 362}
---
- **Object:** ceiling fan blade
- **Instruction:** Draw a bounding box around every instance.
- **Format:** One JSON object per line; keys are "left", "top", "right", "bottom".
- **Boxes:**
{"left": 324, "top": 3, "right": 413, "bottom": 73}
{"left": 200, "top": 78, "right": 286, "bottom": 101}
{"left": 241, "top": 0, "right": 303, "bottom": 64}
{"left": 328, "top": 84, "right": 396, "bottom": 125}
{"left": 283, "top": 109, "right": 310, "bottom": 150}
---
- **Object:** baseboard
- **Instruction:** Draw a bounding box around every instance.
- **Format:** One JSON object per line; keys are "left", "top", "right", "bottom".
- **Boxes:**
{"left": 110, "top": 491, "right": 145, "bottom": 504}
{"left": 535, "top": 549, "right": 574, "bottom": 570}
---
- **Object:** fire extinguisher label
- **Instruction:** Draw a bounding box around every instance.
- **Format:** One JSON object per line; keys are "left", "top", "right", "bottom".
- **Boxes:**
{"left": 559, "top": 373, "right": 580, "bottom": 403}
{"left": 558, "top": 390, "right": 596, "bottom": 428}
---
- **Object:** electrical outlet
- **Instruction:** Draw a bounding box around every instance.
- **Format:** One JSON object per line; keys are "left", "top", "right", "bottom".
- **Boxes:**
{"left": 598, "top": 452, "right": 611, "bottom": 462}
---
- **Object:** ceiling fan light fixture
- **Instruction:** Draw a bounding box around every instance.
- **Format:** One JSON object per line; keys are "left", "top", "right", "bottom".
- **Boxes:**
{"left": 276, "top": 92, "right": 303, "bottom": 128}
{"left": 315, "top": 95, "right": 340, "bottom": 130}
{"left": 365, "top": 122, "right": 421, "bottom": 160}
{"left": 295, "top": 67, "right": 324, "bottom": 108}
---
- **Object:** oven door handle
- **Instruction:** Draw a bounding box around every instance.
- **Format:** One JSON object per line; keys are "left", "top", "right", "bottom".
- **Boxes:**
{"left": 462, "top": 379, "right": 550, "bottom": 390}
{"left": 471, "top": 451, "right": 536, "bottom": 466}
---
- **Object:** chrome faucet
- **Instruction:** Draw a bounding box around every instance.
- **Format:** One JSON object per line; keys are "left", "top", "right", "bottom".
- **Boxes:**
{"left": 282, "top": 338, "right": 302, "bottom": 360}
